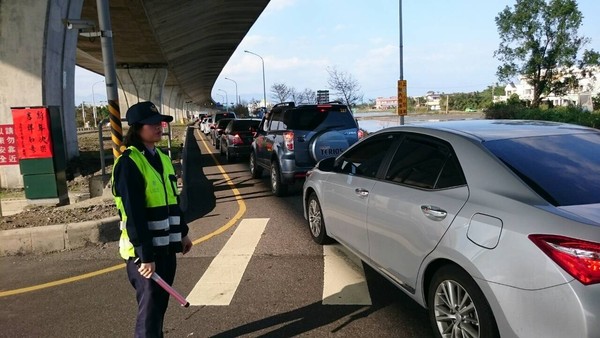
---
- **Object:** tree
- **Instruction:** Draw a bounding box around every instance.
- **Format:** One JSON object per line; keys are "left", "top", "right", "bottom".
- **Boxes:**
{"left": 270, "top": 82, "right": 292, "bottom": 103}
{"left": 326, "top": 66, "right": 363, "bottom": 110}
{"left": 592, "top": 93, "right": 600, "bottom": 111}
{"left": 299, "top": 88, "right": 317, "bottom": 104}
{"left": 494, "top": 0, "right": 599, "bottom": 108}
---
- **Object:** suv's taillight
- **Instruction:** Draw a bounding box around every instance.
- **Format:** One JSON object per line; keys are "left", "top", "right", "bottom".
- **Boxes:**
{"left": 529, "top": 234, "right": 600, "bottom": 285}
{"left": 284, "top": 131, "right": 294, "bottom": 151}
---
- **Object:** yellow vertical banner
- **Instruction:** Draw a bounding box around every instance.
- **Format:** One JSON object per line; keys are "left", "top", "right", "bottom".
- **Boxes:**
{"left": 397, "top": 80, "right": 407, "bottom": 116}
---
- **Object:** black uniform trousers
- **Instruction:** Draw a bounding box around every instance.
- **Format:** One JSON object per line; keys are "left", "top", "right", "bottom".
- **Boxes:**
{"left": 126, "top": 253, "right": 177, "bottom": 338}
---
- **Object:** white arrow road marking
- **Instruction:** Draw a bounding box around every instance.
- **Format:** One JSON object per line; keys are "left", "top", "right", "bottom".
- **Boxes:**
{"left": 187, "top": 218, "right": 269, "bottom": 306}
{"left": 322, "top": 244, "right": 372, "bottom": 305}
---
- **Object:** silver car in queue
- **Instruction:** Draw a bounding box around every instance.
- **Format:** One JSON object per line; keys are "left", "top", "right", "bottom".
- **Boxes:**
{"left": 303, "top": 120, "right": 600, "bottom": 338}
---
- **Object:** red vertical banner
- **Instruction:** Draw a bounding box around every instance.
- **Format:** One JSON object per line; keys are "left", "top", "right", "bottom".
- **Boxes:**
{"left": 0, "top": 125, "right": 19, "bottom": 165}
{"left": 11, "top": 107, "right": 54, "bottom": 159}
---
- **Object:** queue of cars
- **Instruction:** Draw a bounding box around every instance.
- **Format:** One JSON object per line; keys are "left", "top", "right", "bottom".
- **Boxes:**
{"left": 200, "top": 103, "right": 600, "bottom": 337}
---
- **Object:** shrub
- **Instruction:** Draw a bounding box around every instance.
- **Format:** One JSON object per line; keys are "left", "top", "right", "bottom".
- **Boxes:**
{"left": 484, "top": 104, "right": 600, "bottom": 129}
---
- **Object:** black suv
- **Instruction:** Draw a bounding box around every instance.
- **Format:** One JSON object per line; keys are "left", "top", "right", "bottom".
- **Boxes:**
{"left": 250, "top": 102, "right": 360, "bottom": 196}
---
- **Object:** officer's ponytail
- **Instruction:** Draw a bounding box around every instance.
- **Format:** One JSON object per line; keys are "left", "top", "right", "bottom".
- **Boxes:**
{"left": 124, "top": 124, "right": 144, "bottom": 149}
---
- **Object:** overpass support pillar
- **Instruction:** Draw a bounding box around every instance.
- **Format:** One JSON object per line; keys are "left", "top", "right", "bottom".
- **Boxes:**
{"left": 163, "top": 86, "right": 187, "bottom": 124}
{"left": 116, "top": 65, "right": 168, "bottom": 118}
{"left": 0, "top": 0, "right": 82, "bottom": 188}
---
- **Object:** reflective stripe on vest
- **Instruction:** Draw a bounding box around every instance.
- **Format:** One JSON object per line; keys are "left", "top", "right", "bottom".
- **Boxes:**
{"left": 148, "top": 219, "right": 169, "bottom": 231}
{"left": 112, "top": 146, "right": 183, "bottom": 259}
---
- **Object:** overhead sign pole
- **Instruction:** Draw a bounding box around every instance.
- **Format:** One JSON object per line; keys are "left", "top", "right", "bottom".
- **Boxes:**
{"left": 97, "top": 0, "right": 123, "bottom": 158}
{"left": 398, "top": 0, "right": 406, "bottom": 125}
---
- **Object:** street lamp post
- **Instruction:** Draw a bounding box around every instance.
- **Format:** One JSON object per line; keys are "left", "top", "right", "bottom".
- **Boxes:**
{"left": 244, "top": 50, "right": 266, "bottom": 108}
{"left": 92, "top": 80, "right": 105, "bottom": 128}
{"left": 218, "top": 89, "right": 228, "bottom": 111}
{"left": 224, "top": 77, "right": 239, "bottom": 105}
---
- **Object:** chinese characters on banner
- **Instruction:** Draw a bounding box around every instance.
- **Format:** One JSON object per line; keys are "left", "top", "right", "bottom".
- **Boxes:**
{"left": 0, "top": 125, "right": 18, "bottom": 165}
{"left": 11, "top": 107, "right": 54, "bottom": 160}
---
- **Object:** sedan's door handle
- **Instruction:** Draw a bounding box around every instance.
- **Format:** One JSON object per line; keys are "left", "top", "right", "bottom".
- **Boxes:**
{"left": 421, "top": 205, "right": 447, "bottom": 221}
{"left": 355, "top": 188, "right": 369, "bottom": 198}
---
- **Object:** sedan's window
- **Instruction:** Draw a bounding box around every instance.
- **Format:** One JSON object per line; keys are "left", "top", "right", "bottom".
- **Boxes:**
{"left": 484, "top": 133, "right": 600, "bottom": 206}
{"left": 385, "top": 137, "right": 463, "bottom": 189}
{"left": 435, "top": 154, "right": 466, "bottom": 189}
{"left": 231, "top": 120, "right": 260, "bottom": 132}
{"left": 336, "top": 134, "right": 397, "bottom": 178}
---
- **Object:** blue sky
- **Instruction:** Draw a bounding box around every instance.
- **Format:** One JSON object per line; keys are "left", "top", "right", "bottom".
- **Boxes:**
{"left": 76, "top": 0, "right": 600, "bottom": 105}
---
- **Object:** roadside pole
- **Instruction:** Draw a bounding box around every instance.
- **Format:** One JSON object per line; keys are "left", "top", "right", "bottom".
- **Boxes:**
{"left": 398, "top": 0, "right": 406, "bottom": 125}
{"left": 97, "top": 0, "right": 123, "bottom": 158}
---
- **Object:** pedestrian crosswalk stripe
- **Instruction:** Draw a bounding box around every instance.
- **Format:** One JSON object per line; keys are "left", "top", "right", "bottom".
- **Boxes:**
{"left": 187, "top": 218, "right": 269, "bottom": 306}
{"left": 322, "top": 244, "right": 372, "bottom": 305}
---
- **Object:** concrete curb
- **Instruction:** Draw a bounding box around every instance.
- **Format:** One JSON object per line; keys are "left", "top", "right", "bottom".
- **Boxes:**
{"left": 0, "top": 216, "right": 120, "bottom": 257}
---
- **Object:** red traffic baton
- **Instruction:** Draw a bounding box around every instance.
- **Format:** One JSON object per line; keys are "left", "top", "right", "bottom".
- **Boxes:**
{"left": 151, "top": 272, "right": 190, "bottom": 307}
{"left": 134, "top": 259, "right": 190, "bottom": 307}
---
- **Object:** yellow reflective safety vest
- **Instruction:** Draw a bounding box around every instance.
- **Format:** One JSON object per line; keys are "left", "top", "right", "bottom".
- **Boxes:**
{"left": 112, "top": 146, "right": 183, "bottom": 260}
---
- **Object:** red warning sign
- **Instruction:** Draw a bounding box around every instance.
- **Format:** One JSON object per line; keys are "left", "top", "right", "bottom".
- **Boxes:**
{"left": 11, "top": 107, "right": 54, "bottom": 159}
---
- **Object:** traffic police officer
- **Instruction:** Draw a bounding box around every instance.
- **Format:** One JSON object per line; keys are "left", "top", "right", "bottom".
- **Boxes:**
{"left": 112, "top": 101, "right": 193, "bottom": 338}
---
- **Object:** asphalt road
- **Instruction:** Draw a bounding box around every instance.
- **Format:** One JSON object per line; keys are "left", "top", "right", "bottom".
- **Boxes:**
{"left": 0, "top": 128, "right": 434, "bottom": 338}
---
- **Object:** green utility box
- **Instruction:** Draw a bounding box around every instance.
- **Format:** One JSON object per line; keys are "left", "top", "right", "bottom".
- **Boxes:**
{"left": 11, "top": 106, "right": 69, "bottom": 205}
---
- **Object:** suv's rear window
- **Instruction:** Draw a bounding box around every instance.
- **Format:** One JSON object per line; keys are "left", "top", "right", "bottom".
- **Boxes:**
{"left": 484, "top": 133, "right": 600, "bottom": 206}
{"left": 284, "top": 106, "right": 357, "bottom": 130}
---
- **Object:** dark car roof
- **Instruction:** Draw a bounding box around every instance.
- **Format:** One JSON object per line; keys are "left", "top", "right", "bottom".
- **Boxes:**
{"left": 384, "top": 120, "right": 597, "bottom": 142}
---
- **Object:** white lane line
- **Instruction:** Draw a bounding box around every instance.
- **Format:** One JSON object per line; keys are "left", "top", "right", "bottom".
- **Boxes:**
{"left": 187, "top": 218, "right": 269, "bottom": 306}
{"left": 322, "top": 244, "right": 372, "bottom": 305}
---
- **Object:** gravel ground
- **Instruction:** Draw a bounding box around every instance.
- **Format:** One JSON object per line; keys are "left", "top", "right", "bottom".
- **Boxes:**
{"left": 0, "top": 124, "right": 189, "bottom": 230}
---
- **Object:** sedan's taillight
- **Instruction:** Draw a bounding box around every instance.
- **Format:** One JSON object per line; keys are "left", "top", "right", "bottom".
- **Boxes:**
{"left": 529, "top": 234, "right": 600, "bottom": 285}
{"left": 284, "top": 131, "right": 294, "bottom": 151}
{"left": 232, "top": 134, "right": 243, "bottom": 145}
{"left": 357, "top": 129, "right": 365, "bottom": 139}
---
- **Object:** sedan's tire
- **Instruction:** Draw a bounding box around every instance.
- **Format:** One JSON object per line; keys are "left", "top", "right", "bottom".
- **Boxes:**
{"left": 428, "top": 265, "right": 499, "bottom": 338}
{"left": 225, "top": 148, "right": 234, "bottom": 163}
{"left": 249, "top": 152, "right": 263, "bottom": 178}
{"left": 270, "top": 161, "right": 288, "bottom": 196}
{"left": 307, "top": 193, "right": 331, "bottom": 244}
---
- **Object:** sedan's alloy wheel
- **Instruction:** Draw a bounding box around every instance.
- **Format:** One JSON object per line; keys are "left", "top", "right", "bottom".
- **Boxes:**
{"left": 308, "top": 198, "right": 322, "bottom": 238}
{"left": 433, "top": 279, "right": 480, "bottom": 338}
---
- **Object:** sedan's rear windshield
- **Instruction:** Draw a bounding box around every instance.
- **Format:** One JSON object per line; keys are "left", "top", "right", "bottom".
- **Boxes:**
{"left": 231, "top": 119, "right": 260, "bottom": 131}
{"left": 484, "top": 133, "right": 600, "bottom": 206}
{"left": 284, "top": 107, "right": 357, "bottom": 130}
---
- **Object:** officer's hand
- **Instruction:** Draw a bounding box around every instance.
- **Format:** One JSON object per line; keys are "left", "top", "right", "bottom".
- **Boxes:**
{"left": 182, "top": 235, "right": 193, "bottom": 255}
{"left": 138, "top": 262, "right": 155, "bottom": 279}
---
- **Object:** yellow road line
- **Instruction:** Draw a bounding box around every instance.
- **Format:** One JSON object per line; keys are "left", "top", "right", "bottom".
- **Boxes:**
{"left": 0, "top": 129, "right": 245, "bottom": 298}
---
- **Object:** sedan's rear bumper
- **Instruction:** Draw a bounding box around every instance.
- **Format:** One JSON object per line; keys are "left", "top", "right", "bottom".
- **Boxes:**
{"left": 227, "top": 145, "right": 252, "bottom": 158}
{"left": 487, "top": 279, "right": 600, "bottom": 337}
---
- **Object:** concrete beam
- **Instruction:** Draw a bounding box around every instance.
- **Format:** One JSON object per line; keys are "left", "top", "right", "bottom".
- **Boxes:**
{"left": 116, "top": 66, "right": 168, "bottom": 117}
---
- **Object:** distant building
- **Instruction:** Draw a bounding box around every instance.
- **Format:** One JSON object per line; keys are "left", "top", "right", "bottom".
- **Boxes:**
{"left": 375, "top": 96, "right": 397, "bottom": 110}
{"left": 424, "top": 91, "right": 442, "bottom": 111}
{"left": 494, "top": 66, "right": 599, "bottom": 110}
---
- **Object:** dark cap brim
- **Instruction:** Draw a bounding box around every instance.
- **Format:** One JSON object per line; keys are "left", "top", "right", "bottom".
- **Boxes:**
{"left": 132, "top": 114, "right": 174, "bottom": 125}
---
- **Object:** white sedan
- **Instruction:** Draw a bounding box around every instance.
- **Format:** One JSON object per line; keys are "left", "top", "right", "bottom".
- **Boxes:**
{"left": 303, "top": 120, "right": 600, "bottom": 338}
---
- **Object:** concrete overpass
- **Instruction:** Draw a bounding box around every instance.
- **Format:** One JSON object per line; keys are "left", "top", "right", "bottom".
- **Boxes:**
{"left": 0, "top": 0, "right": 269, "bottom": 188}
